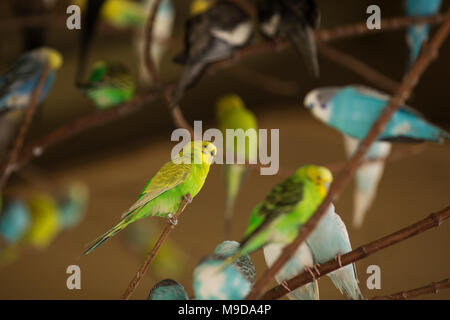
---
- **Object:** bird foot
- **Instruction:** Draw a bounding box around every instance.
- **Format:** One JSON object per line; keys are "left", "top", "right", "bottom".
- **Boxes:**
{"left": 281, "top": 281, "right": 291, "bottom": 292}
{"left": 335, "top": 254, "right": 343, "bottom": 267}
{"left": 168, "top": 213, "right": 178, "bottom": 226}
{"left": 313, "top": 264, "right": 321, "bottom": 277}
{"left": 183, "top": 194, "right": 193, "bottom": 204}
{"left": 304, "top": 266, "right": 317, "bottom": 280}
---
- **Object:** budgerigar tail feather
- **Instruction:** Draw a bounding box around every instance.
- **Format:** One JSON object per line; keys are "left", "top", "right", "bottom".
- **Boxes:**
{"left": 289, "top": 26, "right": 319, "bottom": 78}
{"left": 353, "top": 160, "right": 386, "bottom": 228}
{"left": 171, "top": 62, "right": 207, "bottom": 107}
{"left": 224, "top": 165, "right": 247, "bottom": 239}
{"left": 82, "top": 219, "right": 129, "bottom": 255}
{"left": 328, "top": 267, "right": 364, "bottom": 300}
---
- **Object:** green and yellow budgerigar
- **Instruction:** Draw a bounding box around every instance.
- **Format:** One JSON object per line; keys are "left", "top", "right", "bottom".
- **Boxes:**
{"left": 82, "top": 61, "right": 135, "bottom": 110}
{"left": 83, "top": 140, "right": 217, "bottom": 255}
{"left": 216, "top": 94, "right": 258, "bottom": 238}
{"left": 225, "top": 165, "right": 333, "bottom": 264}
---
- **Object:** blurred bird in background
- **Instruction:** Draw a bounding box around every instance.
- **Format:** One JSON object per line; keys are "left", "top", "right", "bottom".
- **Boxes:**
{"left": 306, "top": 203, "right": 363, "bottom": 300}
{"left": 57, "top": 182, "right": 89, "bottom": 230}
{"left": 193, "top": 240, "right": 255, "bottom": 300}
{"left": 216, "top": 94, "right": 258, "bottom": 238}
{"left": 0, "top": 47, "right": 62, "bottom": 116}
{"left": 148, "top": 278, "right": 189, "bottom": 300}
{"left": 255, "top": 0, "right": 321, "bottom": 77}
{"left": 81, "top": 61, "right": 135, "bottom": 110}
{"left": 0, "top": 199, "right": 30, "bottom": 245}
{"left": 405, "top": 0, "right": 442, "bottom": 70}
{"left": 82, "top": 141, "right": 217, "bottom": 255}
{"left": 172, "top": 0, "right": 253, "bottom": 106}
{"left": 305, "top": 85, "right": 450, "bottom": 226}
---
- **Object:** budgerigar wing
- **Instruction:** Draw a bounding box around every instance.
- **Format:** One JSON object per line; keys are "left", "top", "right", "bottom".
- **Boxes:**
{"left": 0, "top": 54, "right": 43, "bottom": 97}
{"left": 120, "top": 155, "right": 192, "bottom": 218}
{"left": 240, "top": 178, "right": 304, "bottom": 247}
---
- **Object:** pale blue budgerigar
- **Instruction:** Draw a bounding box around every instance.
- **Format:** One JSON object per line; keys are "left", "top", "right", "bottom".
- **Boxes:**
{"left": 264, "top": 242, "right": 319, "bottom": 300}
{"left": 193, "top": 240, "right": 255, "bottom": 300}
{"left": 405, "top": 0, "right": 442, "bottom": 69}
{"left": 0, "top": 199, "right": 30, "bottom": 244}
{"left": 306, "top": 203, "right": 363, "bottom": 300}
{"left": 343, "top": 136, "right": 391, "bottom": 228}
{"left": 304, "top": 85, "right": 450, "bottom": 143}
{"left": 0, "top": 47, "right": 62, "bottom": 115}
{"left": 148, "top": 279, "right": 189, "bottom": 300}
{"left": 57, "top": 182, "right": 89, "bottom": 230}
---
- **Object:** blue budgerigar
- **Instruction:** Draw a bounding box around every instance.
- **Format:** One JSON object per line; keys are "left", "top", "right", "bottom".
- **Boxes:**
{"left": 0, "top": 47, "right": 62, "bottom": 114}
{"left": 343, "top": 136, "right": 391, "bottom": 228}
{"left": 57, "top": 182, "right": 89, "bottom": 230}
{"left": 0, "top": 199, "right": 30, "bottom": 244}
{"left": 264, "top": 242, "right": 319, "bottom": 300}
{"left": 304, "top": 85, "right": 450, "bottom": 143}
{"left": 193, "top": 240, "right": 255, "bottom": 300}
{"left": 148, "top": 279, "right": 189, "bottom": 300}
{"left": 306, "top": 203, "right": 363, "bottom": 300}
{"left": 405, "top": 0, "right": 442, "bottom": 68}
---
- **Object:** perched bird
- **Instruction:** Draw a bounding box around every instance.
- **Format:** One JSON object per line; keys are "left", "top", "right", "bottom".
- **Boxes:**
{"left": 0, "top": 199, "right": 30, "bottom": 244}
{"left": 23, "top": 194, "right": 61, "bottom": 249}
{"left": 82, "top": 141, "right": 217, "bottom": 255}
{"left": 256, "top": 0, "right": 321, "bottom": 77}
{"left": 304, "top": 85, "right": 450, "bottom": 143}
{"left": 343, "top": 136, "right": 391, "bottom": 228}
{"left": 193, "top": 240, "right": 255, "bottom": 300}
{"left": 405, "top": 0, "right": 442, "bottom": 68}
{"left": 264, "top": 242, "right": 319, "bottom": 300}
{"left": 216, "top": 94, "right": 258, "bottom": 238}
{"left": 134, "top": 0, "right": 175, "bottom": 85}
{"left": 57, "top": 182, "right": 89, "bottom": 230}
{"left": 148, "top": 279, "right": 189, "bottom": 300}
{"left": 81, "top": 61, "right": 135, "bottom": 110}
{"left": 224, "top": 165, "right": 333, "bottom": 265}
{"left": 172, "top": 1, "right": 253, "bottom": 106}
{"left": 306, "top": 203, "right": 363, "bottom": 300}
{"left": 0, "top": 47, "right": 63, "bottom": 114}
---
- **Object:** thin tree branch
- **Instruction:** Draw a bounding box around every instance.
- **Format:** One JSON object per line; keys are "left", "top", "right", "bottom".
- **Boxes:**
{"left": 371, "top": 278, "right": 450, "bottom": 300}
{"left": 262, "top": 206, "right": 450, "bottom": 300}
{"left": 121, "top": 194, "right": 192, "bottom": 300}
{"left": 0, "top": 64, "right": 50, "bottom": 190}
{"left": 317, "top": 41, "right": 400, "bottom": 94}
{"left": 246, "top": 10, "right": 450, "bottom": 300}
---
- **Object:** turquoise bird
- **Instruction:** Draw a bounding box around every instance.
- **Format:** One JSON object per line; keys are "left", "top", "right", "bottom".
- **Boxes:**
{"left": 83, "top": 141, "right": 216, "bottom": 255}
{"left": 264, "top": 241, "right": 319, "bottom": 300}
{"left": 306, "top": 203, "right": 363, "bottom": 300}
{"left": 0, "top": 47, "right": 62, "bottom": 114}
{"left": 57, "top": 182, "right": 89, "bottom": 230}
{"left": 405, "top": 0, "right": 442, "bottom": 68}
{"left": 0, "top": 199, "right": 30, "bottom": 244}
{"left": 148, "top": 279, "right": 189, "bottom": 300}
{"left": 193, "top": 241, "right": 255, "bottom": 300}
{"left": 304, "top": 85, "right": 450, "bottom": 143}
{"left": 216, "top": 94, "right": 258, "bottom": 238}
{"left": 343, "top": 136, "right": 391, "bottom": 228}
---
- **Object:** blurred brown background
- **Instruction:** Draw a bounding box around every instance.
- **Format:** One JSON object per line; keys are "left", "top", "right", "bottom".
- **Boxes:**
{"left": 0, "top": 0, "right": 449, "bottom": 299}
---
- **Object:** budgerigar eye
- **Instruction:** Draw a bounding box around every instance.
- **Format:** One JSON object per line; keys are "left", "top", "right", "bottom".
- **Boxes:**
{"left": 320, "top": 103, "right": 327, "bottom": 109}
{"left": 307, "top": 103, "right": 314, "bottom": 109}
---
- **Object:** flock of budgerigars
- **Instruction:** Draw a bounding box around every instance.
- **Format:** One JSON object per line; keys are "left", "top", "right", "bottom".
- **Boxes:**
{"left": 0, "top": 0, "right": 448, "bottom": 300}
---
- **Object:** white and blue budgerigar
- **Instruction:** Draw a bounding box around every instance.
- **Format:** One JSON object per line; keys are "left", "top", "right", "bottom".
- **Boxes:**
{"left": 304, "top": 85, "right": 450, "bottom": 143}
{"left": 306, "top": 203, "right": 363, "bottom": 300}
{"left": 0, "top": 47, "right": 62, "bottom": 115}
{"left": 134, "top": 0, "right": 175, "bottom": 86}
{"left": 343, "top": 136, "right": 391, "bottom": 228}
{"left": 148, "top": 279, "right": 189, "bottom": 300}
{"left": 405, "top": 0, "right": 442, "bottom": 68}
{"left": 264, "top": 242, "right": 319, "bottom": 300}
{"left": 193, "top": 240, "right": 255, "bottom": 300}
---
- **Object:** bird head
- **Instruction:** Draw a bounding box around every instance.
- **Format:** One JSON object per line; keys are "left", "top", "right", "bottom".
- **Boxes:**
{"left": 148, "top": 279, "right": 188, "bottom": 300}
{"left": 215, "top": 94, "right": 245, "bottom": 121}
{"left": 295, "top": 165, "right": 333, "bottom": 198}
{"left": 304, "top": 88, "right": 339, "bottom": 124}
{"left": 34, "top": 47, "right": 63, "bottom": 70}
{"left": 179, "top": 141, "right": 217, "bottom": 165}
{"left": 190, "top": 0, "right": 214, "bottom": 16}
